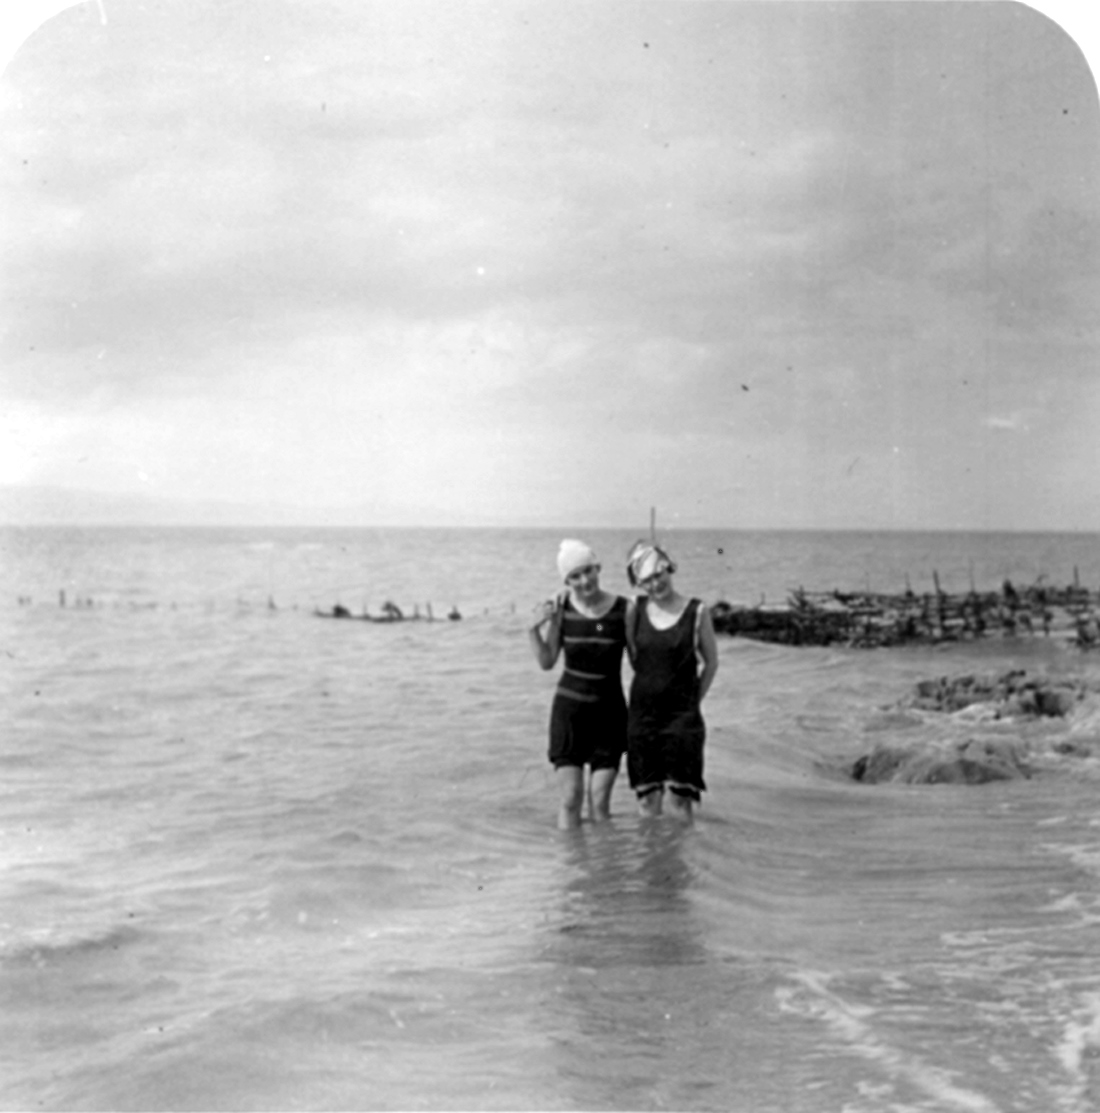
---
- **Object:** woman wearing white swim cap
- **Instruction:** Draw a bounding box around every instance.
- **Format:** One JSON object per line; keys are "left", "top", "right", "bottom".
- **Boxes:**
{"left": 529, "top": 540, "right": 630, "bottom": 829}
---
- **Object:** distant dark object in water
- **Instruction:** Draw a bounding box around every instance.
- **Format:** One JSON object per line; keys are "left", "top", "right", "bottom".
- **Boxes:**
{"left": 1076, "top": 612, "right": 1100, "bottom": 647}
{"left": 316, "top": 599, "right": 453, "bottom": 624}
{"left": 317, "top": 601, "right": 405, "bottom": 623}
{"left": 448, "top": 606, "right": 462, "bottom": 621}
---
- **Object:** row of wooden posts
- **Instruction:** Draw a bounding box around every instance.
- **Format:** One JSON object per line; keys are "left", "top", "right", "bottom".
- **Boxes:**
{"left": 710, "top": 574, "right": 1100, "bottom": 648}
{"left": 15, "top": 591, "right": 464, "bottom": 620}
{"left": 17, "top": 566, "right": 1100, "bottom": 649}
{"left": 317, "top": 601, "right": 463, "bottom": 622}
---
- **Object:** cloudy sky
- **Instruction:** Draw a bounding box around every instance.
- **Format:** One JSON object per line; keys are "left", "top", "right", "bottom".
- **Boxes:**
{"left": 2, "top": 0, "right": 1098, "bottom": 529}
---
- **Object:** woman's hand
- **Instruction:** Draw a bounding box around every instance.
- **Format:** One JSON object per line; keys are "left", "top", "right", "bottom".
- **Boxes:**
{"left": 529, "top": 595, "right": 564, "bottom": 669}
{"left": 530, "top": 598, "right": 558, "bottom": 631}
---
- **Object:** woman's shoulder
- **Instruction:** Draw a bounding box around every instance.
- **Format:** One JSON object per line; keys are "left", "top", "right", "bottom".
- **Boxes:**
{"left": 565, "top": 592, "right": 625, "bottom": 621}
{"left": 607, "top": 593, "right": 630, "bottom": 619}
{"left": 687, "top": 596, "right": 709, "bottom": 620}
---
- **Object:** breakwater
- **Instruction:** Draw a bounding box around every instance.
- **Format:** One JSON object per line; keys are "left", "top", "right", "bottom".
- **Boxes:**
{"left": 711, "top": 575, "right": 1100, "bottom": 649}
{"left": 316, "top": 601, "right": 462, "bottom": 622}
{"left": 14, "top": 573, "right": 1100, "bottom": 648}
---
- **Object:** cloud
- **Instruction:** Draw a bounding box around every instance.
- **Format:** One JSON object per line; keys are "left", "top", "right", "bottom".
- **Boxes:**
{"left": 983, "top": 414, "right": 1029, "bottom": 432}
{"left": 2, "top": 0, "right": 1099, "bottom": 528}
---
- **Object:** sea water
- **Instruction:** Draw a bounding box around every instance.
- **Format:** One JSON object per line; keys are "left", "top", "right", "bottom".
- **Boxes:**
{"left": 2, "top": 526, "right": 1100, "bottom": 1112}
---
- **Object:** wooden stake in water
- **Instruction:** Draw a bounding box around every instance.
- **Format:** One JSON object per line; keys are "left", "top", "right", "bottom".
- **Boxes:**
{"left": 649, "top": 506, "right": 657, "bottom": 543}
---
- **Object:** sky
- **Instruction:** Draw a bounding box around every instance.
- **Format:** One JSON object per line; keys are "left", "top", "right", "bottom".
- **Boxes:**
{"left": 1, "top": 0, "right": 1098, "bottom": 529}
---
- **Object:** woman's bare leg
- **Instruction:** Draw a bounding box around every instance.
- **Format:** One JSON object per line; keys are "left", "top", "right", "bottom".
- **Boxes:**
{"left": 556, "top": 766, "right": 585, "bottom": 829}
{"left": 588, "top": 767, "right": 617, "bottom": 822}
{"left": 667, "top": 792, "right": 694, "bottom": 823}
{"left": 637, "top": 785, "right": 663, "bottom": 817}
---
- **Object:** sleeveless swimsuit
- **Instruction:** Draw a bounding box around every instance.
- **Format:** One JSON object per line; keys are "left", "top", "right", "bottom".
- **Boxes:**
{"left": 627, "top": 597, "right": 707, "bottom": 799}
{"left": 548, "top": 595, "right": 628, "bottom": 770}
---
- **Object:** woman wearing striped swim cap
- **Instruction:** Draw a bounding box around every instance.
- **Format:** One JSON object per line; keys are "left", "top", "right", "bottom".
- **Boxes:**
{"left": 624, "top": 539, "right": 719, "bottom": 822}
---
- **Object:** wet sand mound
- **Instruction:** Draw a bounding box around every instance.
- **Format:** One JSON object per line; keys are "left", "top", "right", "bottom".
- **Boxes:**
{"left": 852, "top": 670, "right": 1100, "bottom": 785}
{"left": 852, "top": 737, "right": 1032, "bottom": 785}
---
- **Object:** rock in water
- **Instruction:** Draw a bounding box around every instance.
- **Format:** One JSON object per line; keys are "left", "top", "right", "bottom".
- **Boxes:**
{"left": 852, "top": 738, "right": 1031, "bottom": 785}
{"left": 903, "top": 670, "right": 1081, "bottom": 718}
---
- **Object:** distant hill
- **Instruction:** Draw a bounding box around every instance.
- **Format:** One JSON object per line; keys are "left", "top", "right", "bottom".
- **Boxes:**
{"left": 0, "top": 485, "right": 546, "bottom": 528}
{"left": 0, "top": 485, "right": 336, "bottom": 526}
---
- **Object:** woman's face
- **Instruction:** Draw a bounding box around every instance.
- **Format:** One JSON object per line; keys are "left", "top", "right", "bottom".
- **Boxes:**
{"left": 639, "top": 565, "right": 673, "bottom": 600}
{"left": 566, "top": 563, "right": 601, "bottom": 601}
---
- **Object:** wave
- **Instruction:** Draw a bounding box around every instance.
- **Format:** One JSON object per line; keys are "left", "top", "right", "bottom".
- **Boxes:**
{"left": 0, "top": 922, "right": 145, "bottom": 972}
{"left": 776, "top": 969, "right": 1002, "bottom": 1113}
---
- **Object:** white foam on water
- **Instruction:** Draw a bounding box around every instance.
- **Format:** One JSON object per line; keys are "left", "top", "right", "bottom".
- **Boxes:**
{"left": 1038, "top": 892, "right": 1090, "bottom": 915}
{"left": 950, "top": 702, "right": 1004, "bottom": 724}
{"left": 777, "top": 970, "right": 1001, "bottom": 1113}
{"left": 1044, "top": 842, "right": 1100, "bottom": 879}
{"left": 1052, "top": 989, "right": 1100, "bottom": 1111}
{"left": 1034, "top": 891, "right": 1100, "bottom": 929}
{"left": 1066, "top": 844, "right": 1100, "bottom": 874}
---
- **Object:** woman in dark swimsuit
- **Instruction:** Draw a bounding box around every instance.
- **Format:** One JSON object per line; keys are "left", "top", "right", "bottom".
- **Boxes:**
{"left": 529, "top": 540, "right": 629, "bottom": 829}
{"left": 625, "top": 541, "right": 719, "bottom": 822}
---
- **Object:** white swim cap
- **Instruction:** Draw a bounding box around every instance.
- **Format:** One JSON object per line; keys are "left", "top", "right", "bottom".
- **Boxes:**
{"left": 557, "top": 539, "right": 598, "bottom": 581}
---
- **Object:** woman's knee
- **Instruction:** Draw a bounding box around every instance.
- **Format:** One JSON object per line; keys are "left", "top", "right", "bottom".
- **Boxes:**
{"left": 556, "top": 766, "right": 585, "bottom": 805}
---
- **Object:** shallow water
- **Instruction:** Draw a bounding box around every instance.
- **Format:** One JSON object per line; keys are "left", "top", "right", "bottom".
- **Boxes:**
{"left": 2, "top": 526, "right": 1100, "bottom": 1111}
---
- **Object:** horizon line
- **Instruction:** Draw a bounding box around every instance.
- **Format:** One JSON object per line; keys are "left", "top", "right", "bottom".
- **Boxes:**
{"left": 3, "top": 520, "right": 1100, "bottom": 536}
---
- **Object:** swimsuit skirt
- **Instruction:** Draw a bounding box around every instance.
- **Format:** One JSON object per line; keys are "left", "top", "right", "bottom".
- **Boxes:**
{"left": 548, "top": 596, "right": 628, "bottom": 770}
{"left": 627, "top": 597, "right": 706, "bottom": 796}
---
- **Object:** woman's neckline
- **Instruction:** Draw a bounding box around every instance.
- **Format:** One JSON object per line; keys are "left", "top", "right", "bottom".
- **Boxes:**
{"left": 644, "top": 594, "right": 690, "bottom": 630}
{"left": 568, "top": 591, "right": 617, "bottom": 619}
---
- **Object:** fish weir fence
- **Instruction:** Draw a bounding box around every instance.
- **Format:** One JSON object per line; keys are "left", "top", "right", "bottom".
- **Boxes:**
{"left": 13, "top": 572, "right": 1100, "bottom": 649}
{"left": 711, "top": 576, "right": 1100, "bottom": 649}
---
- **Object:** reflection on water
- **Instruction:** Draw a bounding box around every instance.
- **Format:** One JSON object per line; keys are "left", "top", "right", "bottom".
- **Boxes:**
{"left": 556, "top": 820, "right": 704, "bottom": 968}
{"left": 537, "top": 821, "right": 757, "bottom": 1112}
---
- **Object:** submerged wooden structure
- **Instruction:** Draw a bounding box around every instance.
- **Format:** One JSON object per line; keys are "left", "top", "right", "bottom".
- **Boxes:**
{"left": 315, "top": 600, "right": 463, "bottom": 623}
{"left": 711, "top": 576, "right": 1100, "bottom": 649}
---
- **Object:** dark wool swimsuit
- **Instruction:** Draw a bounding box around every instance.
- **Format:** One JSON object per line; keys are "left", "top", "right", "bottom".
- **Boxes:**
{"left": 548, "top": 596, "right": 628, "bottom": 770}
{"left": 627, "top": 597, "right": 707, "bottom": 800}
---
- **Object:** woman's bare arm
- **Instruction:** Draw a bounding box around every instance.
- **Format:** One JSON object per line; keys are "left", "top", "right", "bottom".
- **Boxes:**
{"left": 529, "top": 596, "right": 564, "bottom": 669}
{"left": 696, "top": 605, "right": 719, "bottom": 701}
